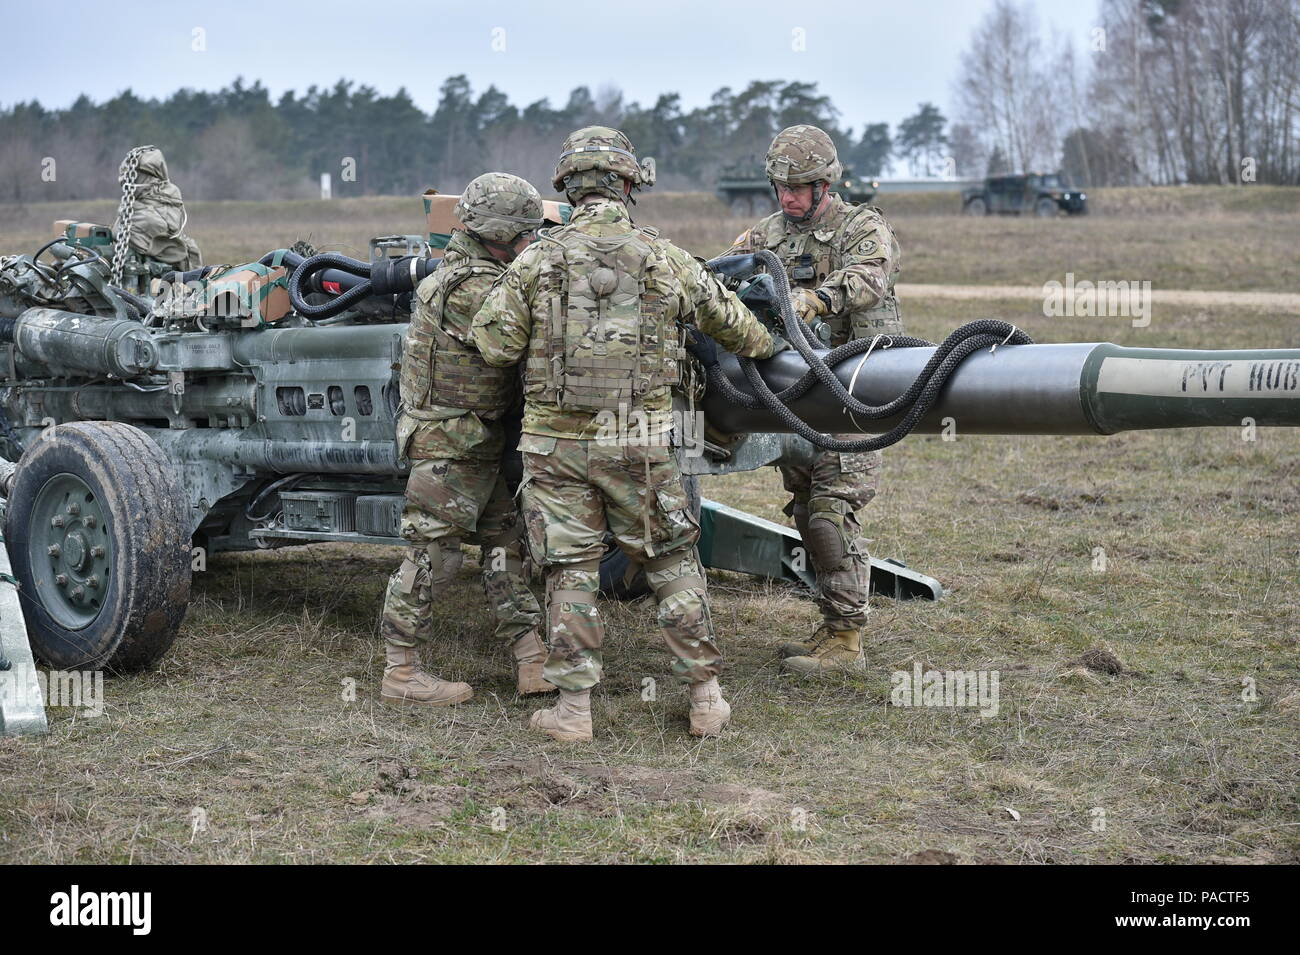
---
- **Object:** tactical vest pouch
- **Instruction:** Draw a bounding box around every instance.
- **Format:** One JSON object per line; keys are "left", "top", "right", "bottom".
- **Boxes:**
{"left": 401, "top": 326, "right": 434, "bottom": 411}
{"left": 543, "top": 229, "right": 681, "bottom": 412}
{"left": 402, "top": 263, "right": 515, "bottom": 413}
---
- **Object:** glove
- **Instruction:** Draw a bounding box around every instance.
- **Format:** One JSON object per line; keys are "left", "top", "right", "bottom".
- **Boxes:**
{"left": 790, "top": 287, "right": 830, "bottom": 322}
{"left": 685, "top": 327, "right": 720, "bottom": 368}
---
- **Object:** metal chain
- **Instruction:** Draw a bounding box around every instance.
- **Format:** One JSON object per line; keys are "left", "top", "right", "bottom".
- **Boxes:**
{"left": 110, "top": 145, "right": 154, "bottom": 287}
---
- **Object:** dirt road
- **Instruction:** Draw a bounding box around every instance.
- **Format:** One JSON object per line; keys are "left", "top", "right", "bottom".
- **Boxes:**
{"left": 899, "top": 283, "right": 1300, "bottom": 312}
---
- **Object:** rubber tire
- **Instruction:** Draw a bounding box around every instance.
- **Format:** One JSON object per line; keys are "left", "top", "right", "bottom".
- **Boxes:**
{"left": 599, "top": 473, "right": 701, "bottom": 599}
{"left": 964, "top": 198, "right": 987, "bottom": 216}
{"left": 1036, "top": 197, "right": 1059, "bottom": 217}
{"left": 4, "top": 422, "right": 192, "bottom": 672}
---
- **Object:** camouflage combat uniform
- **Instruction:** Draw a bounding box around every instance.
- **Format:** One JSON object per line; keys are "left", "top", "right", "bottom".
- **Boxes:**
{"left": 727, "top": 128, "right": 903, "bottom": 638}
{"left": 472, "top": 196, "right": 776, "bottom": 693}
{"left": 380, "top": 228, "right": 541, "bottom": 651}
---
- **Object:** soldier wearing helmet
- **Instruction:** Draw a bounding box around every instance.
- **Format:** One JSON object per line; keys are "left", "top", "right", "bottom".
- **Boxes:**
{"left": 472, "top": 127, "right": 778, "bottom": 742}
{"left": 379, "top": 172, "right": 551, "bottom": 706}
{"left": 726, "top": 124, "right": 905, "bottom": 675}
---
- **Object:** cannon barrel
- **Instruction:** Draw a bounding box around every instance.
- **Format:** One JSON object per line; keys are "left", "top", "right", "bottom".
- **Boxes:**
{"left": 704, "top": 342, "right": 1300, "bottom": 436}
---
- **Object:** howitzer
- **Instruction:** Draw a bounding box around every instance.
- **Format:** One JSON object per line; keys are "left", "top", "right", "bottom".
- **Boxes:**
{"left": 704, "top": 342, "right": 1300, "bottom": 437}
{"left": 3, "top": 204, "right": 1300, "bottom": 717}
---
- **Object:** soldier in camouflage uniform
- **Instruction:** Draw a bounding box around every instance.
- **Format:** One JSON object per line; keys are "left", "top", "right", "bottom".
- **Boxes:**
{"left": 380, "top": 172, "right": 550, "bottom": 706}
{"left": 725, "top": 125, "right": 904, "bottom": 675}
{"left": 472, "top": 127, "right": 778, "bottom": 741}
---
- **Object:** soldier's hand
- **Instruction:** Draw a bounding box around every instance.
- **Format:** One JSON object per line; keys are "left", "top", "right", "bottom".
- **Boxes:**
{"left": 790, "top": 287, "right": 830, "bottom": 322}
{"left": 685, "top": 327, "right": 720, "bottom": 368}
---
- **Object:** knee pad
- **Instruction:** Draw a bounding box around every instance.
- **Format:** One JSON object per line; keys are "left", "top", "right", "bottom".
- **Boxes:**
{"left": 426, "top": 537, "right": 463, "bottom": 588}
{"left": 807, "top": 497, "right": 855, "bottom": 573}
{"left": 644, "top": 550, "right": 706, "bottom": 604}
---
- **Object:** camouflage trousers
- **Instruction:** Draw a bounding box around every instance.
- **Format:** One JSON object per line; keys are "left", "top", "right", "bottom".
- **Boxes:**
{"left": 518, "top": 434, "right": 718, "bottom": 692}
{"left": 380, "top": 457, "right": 541, "bottom": 649}
{"left": 781, "top": 442, "right": 881, "bottom": 631}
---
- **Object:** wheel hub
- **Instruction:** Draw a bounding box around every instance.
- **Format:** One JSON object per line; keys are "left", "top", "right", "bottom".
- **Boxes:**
{"left": 33, "top": 473, "right": 110, "bottom": 629}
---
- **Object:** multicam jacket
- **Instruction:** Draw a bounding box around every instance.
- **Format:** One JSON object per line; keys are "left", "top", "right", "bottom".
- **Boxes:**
{"left": 472, "top": 198, "right": 776, "bottom": 440}
{"left": 397, "top": 230, "right": 514, "bottom": 462}
{"left": 727, "top": 194, "right": 903, "bottom": 345}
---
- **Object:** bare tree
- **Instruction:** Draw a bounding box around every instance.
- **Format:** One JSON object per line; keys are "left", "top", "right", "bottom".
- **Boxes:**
{"left": 956, "top": 0, "right": 1064, "bottom": 172}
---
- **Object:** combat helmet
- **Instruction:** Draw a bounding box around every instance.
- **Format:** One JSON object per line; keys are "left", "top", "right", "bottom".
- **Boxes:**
{"left": 455, "top": 172, "right": 544, "bottom": 247}
{"left": 765, "top": 125, "right": 842, "bottom": 222}
{"left": 552, "top": 126, "right": 657, "bottom": 203}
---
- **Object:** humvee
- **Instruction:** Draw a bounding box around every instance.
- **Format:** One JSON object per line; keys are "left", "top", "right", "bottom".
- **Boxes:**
{"left": 961, "top": 173, "right": 1088, "bottom": 217}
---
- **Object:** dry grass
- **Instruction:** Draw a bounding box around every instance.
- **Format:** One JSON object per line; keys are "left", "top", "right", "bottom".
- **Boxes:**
{"left": 6, "top": 186, "right": 1296, "bottom": 292}
{"left": 1, "top": 195, "right": 1298, "bottom": 863}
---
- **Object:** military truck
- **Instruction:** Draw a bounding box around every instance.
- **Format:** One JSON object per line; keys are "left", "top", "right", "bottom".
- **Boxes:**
{"left": 960, "top": 172, "right": 1088, "bottom": 216}
{"left": 715, "top": 160, "right": 878, "bottom": 216}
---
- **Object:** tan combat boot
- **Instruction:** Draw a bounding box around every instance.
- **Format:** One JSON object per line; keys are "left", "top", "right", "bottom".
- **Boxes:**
{"left": 688, "top": 677, "right": 732, "bottom": 737}
{"left": 777, "top": 623, "right": 835, "bottom": 659}
{"left": 528, "top": 689, "right": 593, "bottom": 742}
{"left": 380, "top": 643, "right": 474, "bottom": 706}
{"left": 512, "top": 630, "right": 555, "bottom": 696}
{"left": 781, "top": 628, "right": 865, "bottom": 674}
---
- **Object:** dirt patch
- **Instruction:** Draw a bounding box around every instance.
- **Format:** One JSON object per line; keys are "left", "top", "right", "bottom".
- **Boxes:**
{"left": 487, "top": 760, "right": 785, "bottom": 813}
{"left": 1016, "top": 486, "right": 1109, "bottom": 511}
{"left": 1079, "top": 648, "right": 1125, "bottom": 675}
{"left": 348, "top": 760, "right": 472, "bottom": 827}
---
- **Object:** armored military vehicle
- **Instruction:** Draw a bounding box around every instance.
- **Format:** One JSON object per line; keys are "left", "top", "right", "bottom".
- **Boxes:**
{"left": 715, "top": 160, "right": 878, "bottom": 216}
{"left": 961, "top": 172, "right": 1088, "bottom": 216}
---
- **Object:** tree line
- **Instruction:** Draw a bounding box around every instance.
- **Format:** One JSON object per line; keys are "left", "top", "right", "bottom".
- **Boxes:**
{"left": 0, "top": 77, "right": 934, "bottom": 202}
{"left": 953, "top": 0, "right": 1300, "bottom": 185}
{"left": 6, "top": 0, "right": 1294, "bottom": 202}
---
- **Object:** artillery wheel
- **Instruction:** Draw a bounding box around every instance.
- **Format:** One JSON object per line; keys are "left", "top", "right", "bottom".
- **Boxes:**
{"left": 600, "top": 473, "right": 701, "bottom": 599}
{"left": 964, "top": 197, "right": 987, "bottom": 216}
{"left": 3, "top": 422, "right": 191, "bottom": 671}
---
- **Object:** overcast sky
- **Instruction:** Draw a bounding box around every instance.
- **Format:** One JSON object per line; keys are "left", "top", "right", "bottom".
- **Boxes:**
{"left": 3, "top": 0, "right": 1099, "bottom": 139}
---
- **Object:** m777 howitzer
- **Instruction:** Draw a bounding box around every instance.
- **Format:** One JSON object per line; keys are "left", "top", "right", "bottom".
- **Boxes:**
{"left": 3, "top": 208, "right": 1300, "bottom": 730}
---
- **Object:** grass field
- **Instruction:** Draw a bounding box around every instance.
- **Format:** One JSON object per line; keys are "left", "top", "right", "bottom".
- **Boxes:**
{"left": 4, "top": 184, "right": 1299, "bottom": 292}
{"left": 1, "top": 191, "right": 1298, "bottom": 863}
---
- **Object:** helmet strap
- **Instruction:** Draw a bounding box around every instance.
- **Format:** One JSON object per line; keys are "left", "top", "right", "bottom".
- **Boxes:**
{"left": 779, "top": 181, "right": 827, "bottom": 223}
{"left": 468, "top": 229, "right": 524, "bottom": 263}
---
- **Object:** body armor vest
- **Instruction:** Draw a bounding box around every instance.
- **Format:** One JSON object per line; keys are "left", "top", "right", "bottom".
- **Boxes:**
{"left": 530, "top": 226, "right": 683, "bottom": 412}
{"left": 765, "top": 206, "right": 903, "bottom": 346}
{"left": 402, "top": 259, "right": 516, "bottom": 413}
